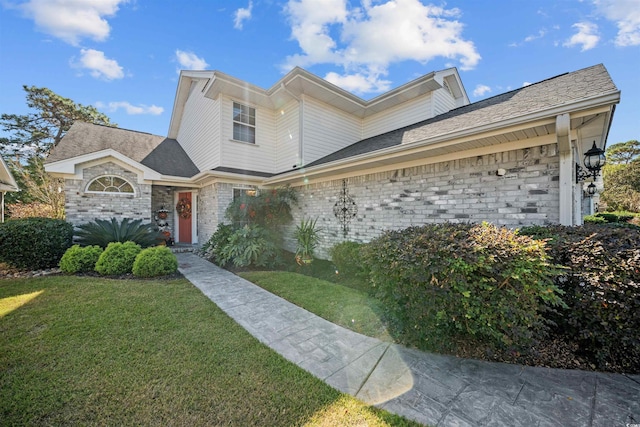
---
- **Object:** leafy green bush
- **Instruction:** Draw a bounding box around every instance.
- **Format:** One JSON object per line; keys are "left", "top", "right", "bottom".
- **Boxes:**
{"left": 329, "top": 241, "right": 365, "bottom": 278}
{"left": 200, "top": 223, "right": 236, "bottom": 266}
{"left": 519, "top": 224, "right": 640, "bottom": 372}
{"left": 594, "top": 211, "right": 638, "bottom": 223}
{"left": 75, "top": 217, "right": 161, "bottom": 248}
{"left": 583, "top": 214, "right": 606, "bottom": 224}
{"left": 225, "top": 186, "right": 297, "bottom": 229}
{"left": 362, "top": 222, "right": 564, "bottom": 352}
{"left": 0, "top": 217, "right": 73, "bottom": 269}
{"left": 94, "top": 241, "right": 142, "bottom": 275}
{"left": 59, "top": 245, "right": 103, "bottom": 274}
{"left": 218, "top": 225, "right": 279, "bottom": 268}
{"left": 132, "top": 246, "right": 178, "bottom": 277}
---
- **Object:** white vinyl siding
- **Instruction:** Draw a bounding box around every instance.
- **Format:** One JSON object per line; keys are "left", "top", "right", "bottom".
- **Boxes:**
{"left": 302, "top": 96, "right": 361, "bottom": 165}
{"left": 177, "top": 80, "right": 221, "bottom": 171}
{"left": 221, "top": 97, "right": 276, "bottom": 173}
{"left": 432, "top": 87, "right": 457, "bottom": 117}
{"left": 275, "top": 99, "right": 300, "bottom": 172}
{"left": 362, "top": 94, "right": 433, "bottom": 140}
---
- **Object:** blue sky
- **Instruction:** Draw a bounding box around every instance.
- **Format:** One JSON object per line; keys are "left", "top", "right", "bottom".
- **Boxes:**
{"left": 0, "top": 0, "right": 638, "bottom": 146}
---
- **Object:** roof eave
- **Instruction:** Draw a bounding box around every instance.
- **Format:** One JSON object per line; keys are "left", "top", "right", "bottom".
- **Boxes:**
{"left": 264, "top": 90, "right": 621, "bottom": 186}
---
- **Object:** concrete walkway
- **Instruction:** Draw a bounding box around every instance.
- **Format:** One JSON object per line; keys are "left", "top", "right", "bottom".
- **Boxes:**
{"left": 176, "top": 252, "right": 640, "bottom": 427}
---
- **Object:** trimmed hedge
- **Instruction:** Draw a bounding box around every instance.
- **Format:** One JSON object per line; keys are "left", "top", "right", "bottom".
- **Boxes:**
{"left": 362, "top": 223, "right": 564, "bottom": 352}
{"left": 520, "top": 224, "right": 640, "bottom": 372}
{"left": 0, "top": 218, "right": 73, "bottom": 269}
{"left": 329, "top": 241, "right": 365, "bottom": 278}
{"left": 95, "top": 241, "right": 142, "bottom": 276}
{"left": 59, "top": 245, "right": 103, "bottom": 274}
{"left": 132, "top": 246, "right": 178, "bottom": 277}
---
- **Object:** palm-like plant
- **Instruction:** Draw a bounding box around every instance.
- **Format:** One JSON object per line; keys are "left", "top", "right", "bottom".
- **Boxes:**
{"left": 75, "top": 217, "right": 161, "bottom": 248}
{"left": 294, "top": 218, "right": 320, "bottom": 265}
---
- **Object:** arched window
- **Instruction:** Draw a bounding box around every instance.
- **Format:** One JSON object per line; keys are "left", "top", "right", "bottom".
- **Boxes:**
{"left": 86, "top": 175, "right": 134, "bottom": 194}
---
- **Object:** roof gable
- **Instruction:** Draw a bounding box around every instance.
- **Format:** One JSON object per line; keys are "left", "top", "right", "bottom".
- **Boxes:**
{"left": 0, "top": 156, "right": 19, "bottom": 192}
{"left": 46, "top": 122, "right": 199, "bottom": 178}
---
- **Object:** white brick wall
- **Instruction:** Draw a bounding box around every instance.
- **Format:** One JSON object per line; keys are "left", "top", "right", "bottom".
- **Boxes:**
{"left": 284, "top": 144, "right": 560, "bottom": 259}
{"left": 64, "top": 162, "right": 151, "bottom": 226}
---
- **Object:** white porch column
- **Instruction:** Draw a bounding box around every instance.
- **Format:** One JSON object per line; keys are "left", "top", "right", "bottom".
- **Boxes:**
{"left": 556, "top": 113, "right": 574, "bottom": 225}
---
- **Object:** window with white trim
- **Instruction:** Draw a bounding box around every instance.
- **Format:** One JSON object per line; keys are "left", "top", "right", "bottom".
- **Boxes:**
{"left": 86, "top": 176, "right": 134, "bottom": 194}
{"left": 233, "top": 102, "right": 256, "bottom": 144}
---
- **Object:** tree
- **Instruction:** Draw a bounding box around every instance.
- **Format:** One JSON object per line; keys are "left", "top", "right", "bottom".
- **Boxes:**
{"left": 606, "top": 140, "right": 640, "bottom": 165}
{"left": 1, "top": 85, "right": 115, "bottom": 158}
{"left": 601, "top": 158, "right": 640, "bottom": 212}
{"left": 1, "top": 86, "right": 116, "bottom": 217}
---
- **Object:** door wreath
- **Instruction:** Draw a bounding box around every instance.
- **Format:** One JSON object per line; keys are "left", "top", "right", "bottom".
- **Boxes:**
{"left": 176, "top": 198, "right": 192, "bottom": 219}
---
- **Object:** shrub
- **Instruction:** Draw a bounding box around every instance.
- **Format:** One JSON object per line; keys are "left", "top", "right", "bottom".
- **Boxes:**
{"left": 95, "top": 241, "right": 142, "bottom": 275}
{"left": 583, "top": 214, "right": 606, "bottom": 224}
{"left": 200, "top": 223, "right": 236, "bottom": 266}
{"left": 225, "top": 186, "right": 297, "bottom": 229}
{"left": 59, "top": 245, "right": 103, "bottom": 274}
{"left": 132, "top": 246, "right": 178, "bottom": 277}
{"left": 329, "top": 241, "right": 365, "bottom": 278}
{"left": 75, "top": 217, "right": 161, "bottom": 248}
{"left": 0, "top": 217, "right": 73, "bottom": 269}
{"left": 362, "top": 223, "right": 564, "bottom": 352}
{"left": 519, "top": 224, "right": 640, "bottom": 372}
{"left": 218, "top": 224, "right": 279, "bottom": 268}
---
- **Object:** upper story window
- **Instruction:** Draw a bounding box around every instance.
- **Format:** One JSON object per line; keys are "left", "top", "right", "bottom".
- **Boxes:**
{"left": 86, "top": 175, "right": 134, "bottom": 194}
{"left": 233, "top": 102, "right": 256, "bottom": 144}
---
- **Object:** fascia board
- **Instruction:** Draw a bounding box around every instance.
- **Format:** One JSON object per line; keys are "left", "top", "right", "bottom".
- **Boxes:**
{"left": 265, "top": 91, "right": 621, "bottom": 185}
{"left": 44, "top": 149, "right": 162, "bottom": 180}
{"left": 0, "top": 157, "right": 18, "bottom": 191}
{"left": 168, "top": 71, "right": 214, "bottom": 138}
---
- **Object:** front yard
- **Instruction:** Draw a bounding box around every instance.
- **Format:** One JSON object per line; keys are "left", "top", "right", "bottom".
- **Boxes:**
{"left": 0, "top": 275, "right": 418, "bottom": 426}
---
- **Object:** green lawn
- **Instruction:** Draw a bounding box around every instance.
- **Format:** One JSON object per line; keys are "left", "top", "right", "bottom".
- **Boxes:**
{"left": 238, "top": 271, "right": 393, "bottom": 342}
{"left": 0, "top": 275, "right": 419, "bottom": 426}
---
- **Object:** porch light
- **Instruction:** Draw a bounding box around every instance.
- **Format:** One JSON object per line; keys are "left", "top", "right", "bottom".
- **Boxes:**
{"left": 586, "top": 182, "right": 597, "bottom": 197}
{"left": 576, "top": 141, "right": 606, "bottom": 184}
{"left": 584, "top": 141, "right": 606, "bottom": 174}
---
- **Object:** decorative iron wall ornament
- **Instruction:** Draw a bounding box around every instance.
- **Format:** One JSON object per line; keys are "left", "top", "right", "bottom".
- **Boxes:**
{"left": 333, "top": 179, "right": 358, "bottom": 238}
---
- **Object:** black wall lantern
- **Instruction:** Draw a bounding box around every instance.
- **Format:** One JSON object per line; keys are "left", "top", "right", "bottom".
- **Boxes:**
{"left": 576, "top": 141, "right": 606, "bottom": 185}
{"left": 586, "top": 182, "right": 597, "bottom": 197}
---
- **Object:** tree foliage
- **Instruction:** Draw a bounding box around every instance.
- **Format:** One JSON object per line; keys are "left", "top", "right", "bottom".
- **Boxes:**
{"left": 606, "top": 140, "right": 640, "bottom": 165}
{"left": 1, "top": 85, "right": 115, "bottom": 217}
{"left": 1, "top": 85, "right": 115, "bottom": 158}
{"left": 601, "top": 158, "right": 640, "bottom": 212}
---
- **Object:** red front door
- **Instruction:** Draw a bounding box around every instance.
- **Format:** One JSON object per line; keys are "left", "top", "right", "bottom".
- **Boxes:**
{"left": 177, "top": 192, "right": 192, "bottom": 243}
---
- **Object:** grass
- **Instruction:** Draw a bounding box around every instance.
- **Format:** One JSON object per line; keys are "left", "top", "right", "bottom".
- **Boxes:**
{"left": 238, "top": 271, "right": 393, "bottom": 342}
{"left": 0, "top": 275, "right": 420, "bottom": 426}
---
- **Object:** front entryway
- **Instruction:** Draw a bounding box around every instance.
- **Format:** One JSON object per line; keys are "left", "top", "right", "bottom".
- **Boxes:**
{"left": 176, "top": 191, "right": 193, "bottom": 244}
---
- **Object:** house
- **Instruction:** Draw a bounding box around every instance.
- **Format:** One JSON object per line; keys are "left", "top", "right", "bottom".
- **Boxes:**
{"left": 0, "top": 156, "right": 19, "bottom": 223}
{"left": 45, "top": 64, "right": 620, "bottom": 257}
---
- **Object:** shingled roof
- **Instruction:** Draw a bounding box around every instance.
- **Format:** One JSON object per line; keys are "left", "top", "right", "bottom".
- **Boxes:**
{"left": 46, "top": 122, "right": 200, "bottom": 178}
{"left": 307, "top": 64, "right": 618, "bottom": 168}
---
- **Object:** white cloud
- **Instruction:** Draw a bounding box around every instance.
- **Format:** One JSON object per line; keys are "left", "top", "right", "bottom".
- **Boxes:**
{"left": 594, "top": 0, "right": 640, "bottom": 46}
{"left": 234, "top": 1, "right": 253, "bottom": 30}
{"left": 563, "top": 22, "right": 600, "bottom": 51}
{"left": 522, "top": 81, "right": 532, "bottom": 87}
{"left": 282, "top": 0, "right": 480, "bottom": 95}
{"left": 97, "top": 101, "right": 164, "bottom": 115}
{"left": 175, "top": 50, "right": 209, "bottom": 71}
{"left": 472, "top": 84, "right": 491, "bottom": 97}
{"left": 17, "top": 0, "right": 127, "bottom": 46}
{"left": 74, "top": 49, "right": 124, "bottom": 80}
{"left": 325, "top": 70, "right": 392, "bottom": 93}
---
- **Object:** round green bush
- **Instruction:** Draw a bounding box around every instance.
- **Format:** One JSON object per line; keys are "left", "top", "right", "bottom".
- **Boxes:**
{"left": 329, "top": 241, "right": 365, "bottom": 278}
{"left": 95, "top": 241, "right": 141, "bottom": 275}
{"left": 132, "top": 246, "right": 178, "bottom": 277}
{"left": 0, "top": 217, "right": 73, "bottom": 269}
{"left": 59, "top": 245, "right": 103, "bottom": 274}
{"left": 362, "top": 222, "right": 564, "bottom": 352}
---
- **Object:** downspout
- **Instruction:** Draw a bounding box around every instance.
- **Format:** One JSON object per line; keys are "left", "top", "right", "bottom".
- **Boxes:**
{"left": 556, "top": 113, "right": 574, "bottom": 226}
{"left": 280, "top": 83, "right": 304, "bottom": 168}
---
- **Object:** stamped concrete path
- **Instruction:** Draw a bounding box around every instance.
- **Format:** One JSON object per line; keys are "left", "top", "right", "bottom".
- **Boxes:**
{"left": 176, "top": 252, "right": 640, "bottom": 427}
